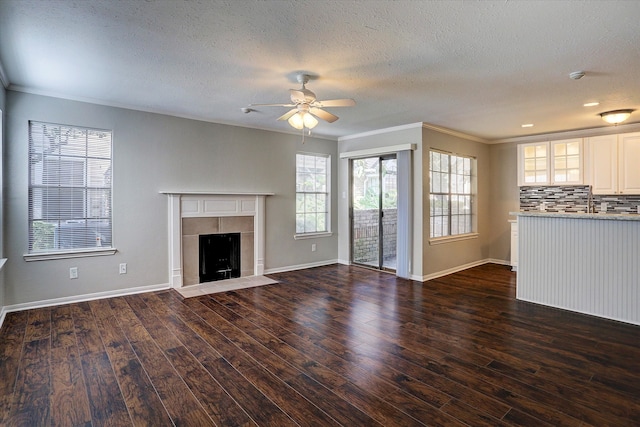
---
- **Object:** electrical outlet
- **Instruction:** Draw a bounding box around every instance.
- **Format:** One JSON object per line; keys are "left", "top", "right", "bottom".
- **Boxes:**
{"left": 311, "top": 243, "right": 317, "bottom": 252}
{"left": 69, "top": 267, "right": 78, "bottom": 279}
{"left": 119, "top": 263, "right": 127, "bottom": 274}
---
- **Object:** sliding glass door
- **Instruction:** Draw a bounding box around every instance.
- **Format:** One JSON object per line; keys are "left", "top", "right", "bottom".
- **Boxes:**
{"left": 351, "top": 155, "right": 397, "bottom": 271}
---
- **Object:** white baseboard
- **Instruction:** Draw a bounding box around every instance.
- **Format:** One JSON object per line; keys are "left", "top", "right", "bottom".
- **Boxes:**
{"left": 1, "top": 257, "right": 341, "bottom": 329}
{"left": 0, "top": 282, "right": 171, "bottom": 329}
{"left": 332, "top": 258, "right": 511, "bottom": 282}
{"left": 0, "top": 307, "right": 7, "bottom": 331}
{"left": 0, "top": 257, "right": 513, "bottom": 330}
{"left": 415, "top": 258, "right": 510, "bottom": 282}
{"left": 517, "top": 296, "right": 640, "bottom": 327}
{"left": 264, "top": 259, "right": 339, "bottom": 275}
{"left": 486, "top": 258, "right": 511, "bottom": 267}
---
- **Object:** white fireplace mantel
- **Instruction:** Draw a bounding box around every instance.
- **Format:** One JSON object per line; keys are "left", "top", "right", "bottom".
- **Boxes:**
{"left": 161, "top": 191, "right": 274, "bottom": 288}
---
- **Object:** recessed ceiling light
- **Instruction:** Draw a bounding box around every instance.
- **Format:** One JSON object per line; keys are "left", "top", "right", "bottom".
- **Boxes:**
{"left": 521, "top": 124, "right": 534, "bottom": 128}
{"left": 583, "top": 102, "right": 600, "bottom": 107}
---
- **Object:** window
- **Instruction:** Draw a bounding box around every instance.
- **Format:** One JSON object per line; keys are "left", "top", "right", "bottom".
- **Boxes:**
{"left": 28, "top": 121, "right": 113, "bottom": 257}
{"left": 429, "top": 150, "right": 475, "bottom": 239}
{"left": 296, "top": 153, "right": 330, "bottom": 236}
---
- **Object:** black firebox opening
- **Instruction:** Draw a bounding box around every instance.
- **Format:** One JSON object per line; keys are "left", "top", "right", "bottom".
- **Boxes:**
{"left": 199, "top": 233, "right": 241, "bottom": 283}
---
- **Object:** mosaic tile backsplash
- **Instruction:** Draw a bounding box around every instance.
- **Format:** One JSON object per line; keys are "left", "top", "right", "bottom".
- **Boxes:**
{"left": 519, "top": 186, "right": 640, "bottom": 214}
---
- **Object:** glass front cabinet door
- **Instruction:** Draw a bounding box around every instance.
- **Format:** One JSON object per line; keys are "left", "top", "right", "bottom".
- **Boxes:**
{"left": 517, "top": 138, "right": 583, "bottom": 186}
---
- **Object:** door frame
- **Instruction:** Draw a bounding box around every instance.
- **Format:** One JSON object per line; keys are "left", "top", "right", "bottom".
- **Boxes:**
{"left": 349, "top": 154, "right": 397, "bottom": 272}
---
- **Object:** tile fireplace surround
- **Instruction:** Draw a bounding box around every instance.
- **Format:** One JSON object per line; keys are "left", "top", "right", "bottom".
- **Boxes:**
{"left": 161, "top": 192, "right": 273, "bottom": 288}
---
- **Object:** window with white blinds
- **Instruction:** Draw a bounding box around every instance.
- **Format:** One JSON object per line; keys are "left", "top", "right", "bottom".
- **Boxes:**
{"left": 429, "top": 150, "right": 476, "bottom": 239}
{"left": 295, "top": 153, "right": 330, "bottom": 235}
{"left": 28, "top": 121, "right": 113, "bottom": 254}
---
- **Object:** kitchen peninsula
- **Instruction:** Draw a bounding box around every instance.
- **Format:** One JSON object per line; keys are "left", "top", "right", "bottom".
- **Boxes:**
{"left": 512, "top": 211, "right": 640, "bottom": 325}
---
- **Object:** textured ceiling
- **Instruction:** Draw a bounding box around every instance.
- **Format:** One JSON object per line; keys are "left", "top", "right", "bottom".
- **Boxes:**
{"left": 1, "top": 0, "right": 639, "bottom": 142}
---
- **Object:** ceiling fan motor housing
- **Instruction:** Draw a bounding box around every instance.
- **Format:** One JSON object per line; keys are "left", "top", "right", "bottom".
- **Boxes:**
{"left": 291, "top": 88, "right": 316, "bottom": 104}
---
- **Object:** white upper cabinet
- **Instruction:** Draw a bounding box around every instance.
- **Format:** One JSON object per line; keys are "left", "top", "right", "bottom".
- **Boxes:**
{"left": 518, "top": 142, "right": 549, "bottom": 185}
{"left": 618, "top": 132, "right": 640, "bottom": 194}
{"left": 517, "top": 138, "right": 583, "bottom": 186}
{"left": 586, "top": 134, "right": 617, "bottom": 194}
{"left": 551, "top": 139, "right": 583, "bottom": 184}
{"left": 586, "top": 132, "right": 640, "bottom": 195}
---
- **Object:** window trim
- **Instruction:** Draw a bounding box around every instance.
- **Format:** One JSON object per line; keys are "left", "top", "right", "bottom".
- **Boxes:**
{"left": 0, "top": 108, "right": 4, "bottom": 270}
{"left": 428, "top": 149, "right": 477, "bottom": 241}
{"left": 293, "top": 231, "right": 333, "bottom": 240}
{"left": 23, "top": 247, "right": 117, "bottom": 262}
{"left": 295, "top": 152, "right": 331, "bottom": 237}
{"left": 429, "top": 232, "right": 479, "bottom": 245}
{"left": 26, "top": 121, "right": 115, "bottom": 259}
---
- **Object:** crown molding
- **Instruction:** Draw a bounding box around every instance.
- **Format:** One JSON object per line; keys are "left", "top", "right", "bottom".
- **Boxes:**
{"left": 6, "top": 85, "right": 337, "bottom": 141}
{"left": 339, "top": 143, "right": 416, "bottom": 159}
{"left": 0, "top": 60, "right": 8, "bottom": 89}
{"left": 10, "top": 82, "right": 635, "bottom": 145}
{"left": 338, "top": 122, "right": 488, "bottom": 144}
{"left": 338, "top": 122, "right": 423, "bottom": 142}
{"left": 421, "top": 122, "right": 489, "bottom": 144}
{"left": 493, "top": 122, "right": 640, "bottom": 145}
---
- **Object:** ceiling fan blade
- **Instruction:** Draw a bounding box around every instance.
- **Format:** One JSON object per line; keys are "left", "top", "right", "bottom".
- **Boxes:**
{"left": 277, "top": 108, "right": 298, "bottom": 121}
{"left": 309, "top": 107, "right": 339, "bottom": 123}
{"left": 313, "top": 98, "right": 356, "bottom": 108}
{"left": 249, "top": 103, "right": 296, "bottom": 107}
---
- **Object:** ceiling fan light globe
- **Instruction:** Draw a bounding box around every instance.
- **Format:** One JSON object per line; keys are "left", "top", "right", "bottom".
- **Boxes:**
{"left": 303, "top": 113, "right": 318, "bottom": 129}
{"left": 288, "top": 113, "right": 305, "bottom": 130}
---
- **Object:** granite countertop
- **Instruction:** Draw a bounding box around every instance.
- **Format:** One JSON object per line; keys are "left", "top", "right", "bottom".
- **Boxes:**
{"left": 510, "top": 211, "right": 640, "bottom": 221}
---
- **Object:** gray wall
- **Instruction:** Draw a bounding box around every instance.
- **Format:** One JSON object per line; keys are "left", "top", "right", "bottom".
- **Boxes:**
{"left": 488, "top": 142, "right": 519, "bottom": 263}
{"left": 0, "top": 88, "right": 531, "bottom": 310}
{"left": 338, "top": 124, "right": 504, "bottom": 280}
{"left": 337, "top": 125, "right": 424, "bottom": 275}
{"left": 0, "top": 84, "right": 5, "bottom": 310}
{"left": 421, "top": 127, "right": 493, "bottom": 276}
{"left": 4, "top": 91, "right": 338, "bottom": 306}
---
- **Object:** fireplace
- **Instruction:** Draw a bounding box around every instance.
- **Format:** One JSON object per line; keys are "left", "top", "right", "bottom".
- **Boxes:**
{"left": 162, "top": 192, "right": 273, "bottom": 288}
{"left": 199, "top": 233, "right": 240, "bottom": 282}
{"left": 181, "top": 215, "right": 254, "bottom": 285}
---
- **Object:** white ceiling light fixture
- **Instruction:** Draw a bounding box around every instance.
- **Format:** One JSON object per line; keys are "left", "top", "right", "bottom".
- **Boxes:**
{"left": 599, "top": 109, "right": 635, "bottom": 124}
{"left": 583, "top": 102, "right": 599, "bottom": 107}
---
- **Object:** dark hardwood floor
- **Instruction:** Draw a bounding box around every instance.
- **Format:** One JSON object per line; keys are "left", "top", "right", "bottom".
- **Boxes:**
{"left": 0, "top": 263, "right": 639, "bottom": 426}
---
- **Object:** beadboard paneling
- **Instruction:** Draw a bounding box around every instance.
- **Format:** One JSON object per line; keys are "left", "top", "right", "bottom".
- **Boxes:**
{"left": 517, "top": 215, "right": 640, "bottom": 325}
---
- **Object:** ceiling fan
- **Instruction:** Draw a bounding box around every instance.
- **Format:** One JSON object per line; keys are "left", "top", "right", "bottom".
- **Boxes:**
{"left": 250, "top": 73, "right": 355, "bottom": 130}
